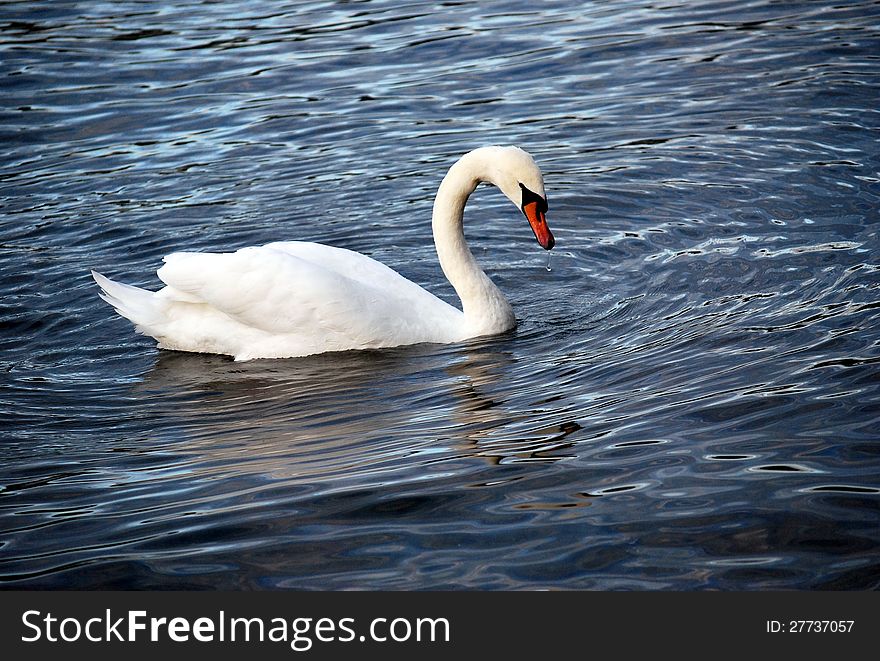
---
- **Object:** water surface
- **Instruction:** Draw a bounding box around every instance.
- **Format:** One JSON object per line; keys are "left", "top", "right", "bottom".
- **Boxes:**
{"left": 1, "top": 0, "right": 879, "bottom": 589}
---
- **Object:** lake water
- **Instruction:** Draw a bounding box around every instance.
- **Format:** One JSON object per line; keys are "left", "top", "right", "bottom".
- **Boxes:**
{"left": 1, "top": 0, "right": 878, "bottom": 590}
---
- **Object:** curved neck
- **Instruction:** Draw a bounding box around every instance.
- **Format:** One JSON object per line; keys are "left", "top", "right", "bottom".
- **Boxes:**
{"left": 431, "top": 153, "right": 515, "bottom": 335}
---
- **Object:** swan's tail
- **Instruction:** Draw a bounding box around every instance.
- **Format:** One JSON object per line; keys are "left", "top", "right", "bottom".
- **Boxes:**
{"left": 91, "top": 270, "right": 163, "bottom": 331}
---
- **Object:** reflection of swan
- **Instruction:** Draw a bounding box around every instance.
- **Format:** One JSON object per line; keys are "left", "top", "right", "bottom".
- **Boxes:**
{"left": 92, "top": 146, "right": 553, "bottom": 361}
{"left": 136, "top": 339, "right": 575, "bottom": 490}
{"left": 134, "top": 341, "right": 503, "bottom": 484}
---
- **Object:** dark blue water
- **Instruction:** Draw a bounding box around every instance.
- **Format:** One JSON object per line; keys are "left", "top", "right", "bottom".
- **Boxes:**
{"left": 1, "top": 0, "right": 879, "bottom": 589}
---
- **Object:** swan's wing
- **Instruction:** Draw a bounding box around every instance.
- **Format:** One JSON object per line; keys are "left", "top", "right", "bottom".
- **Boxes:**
{"left": 264, "top": 241, "right": 438, "bottom": 300}
{"left": 158, "top": 246, "right": 380, "bottom": 335}
{"left": 156, "top": 245, "right": 461, "bottom": 355}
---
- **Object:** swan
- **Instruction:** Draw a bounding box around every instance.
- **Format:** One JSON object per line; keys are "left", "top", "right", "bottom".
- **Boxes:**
{"left": 92, "top": 145, "right": 554, "bottom": 361}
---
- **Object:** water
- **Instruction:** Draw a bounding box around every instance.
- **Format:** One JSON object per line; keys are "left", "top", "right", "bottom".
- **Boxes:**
{"left": 1, "top": 0, "right": 878, "bottom": 590}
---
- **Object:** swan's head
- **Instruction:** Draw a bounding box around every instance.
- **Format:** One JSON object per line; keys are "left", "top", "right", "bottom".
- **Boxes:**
{"left": 477, "top": 146, "right": 554, "bottom": 250}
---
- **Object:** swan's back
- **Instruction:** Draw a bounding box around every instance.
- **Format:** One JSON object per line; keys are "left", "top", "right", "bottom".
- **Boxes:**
{"left": 95, "top": 242, "right": 464, "bottom": 361}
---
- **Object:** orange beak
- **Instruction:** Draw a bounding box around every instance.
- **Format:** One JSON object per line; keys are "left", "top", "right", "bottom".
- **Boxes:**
{"left": 523, "top": 200, "right": 555, "bottom": 250}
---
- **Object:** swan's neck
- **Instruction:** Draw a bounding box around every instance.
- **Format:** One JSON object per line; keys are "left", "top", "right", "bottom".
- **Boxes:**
{"left": 432, "top": 155, "right": 515, "bottom": 336}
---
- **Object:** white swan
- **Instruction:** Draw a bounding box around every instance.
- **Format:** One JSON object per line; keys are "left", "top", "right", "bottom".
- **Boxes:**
{"left": 92, "top": 146, "right": 554, "bottom": 361}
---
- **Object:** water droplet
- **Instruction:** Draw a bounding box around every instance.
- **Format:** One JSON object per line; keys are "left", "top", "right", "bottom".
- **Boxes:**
{"left": 546, "top": 252, "right": 552, "bottom": 272}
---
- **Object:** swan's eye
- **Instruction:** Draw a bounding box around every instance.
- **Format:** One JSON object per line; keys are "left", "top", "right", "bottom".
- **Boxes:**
{"left": 519, "top": 183, "right": 548, "bottom": 214}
